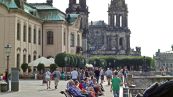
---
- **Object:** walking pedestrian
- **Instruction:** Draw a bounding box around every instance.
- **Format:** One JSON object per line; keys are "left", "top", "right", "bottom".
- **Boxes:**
{"left": 45, "top": 69, "right": 51, "bottom": 89}
{"left": 71, "top": 68, "right": 78, "bottom": 81}
{"left": 94, "top": 67, "right": 100, "bottom": 83}
{"left": 105, "top": 68, "right": 112, "bottom": 85}
{"left": 110, "top": 71, "right": 122, "bottom": 97}
{"left": 52, "top": 68, "right": 61, "bottom": 89}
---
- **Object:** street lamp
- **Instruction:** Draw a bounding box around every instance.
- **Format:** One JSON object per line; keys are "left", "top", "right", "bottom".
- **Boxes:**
{"left": 4, "top": 43, "right": 12, "bottom": 90}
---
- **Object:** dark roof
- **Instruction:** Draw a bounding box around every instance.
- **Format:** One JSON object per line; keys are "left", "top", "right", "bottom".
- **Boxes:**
{"left": 29, "top": 3, "right": 57, "bottom": 10}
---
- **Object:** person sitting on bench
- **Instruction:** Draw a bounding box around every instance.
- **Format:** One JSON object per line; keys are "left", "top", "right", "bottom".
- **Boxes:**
{"left": 67, "top": 80, "right": 89, "bottom": 97}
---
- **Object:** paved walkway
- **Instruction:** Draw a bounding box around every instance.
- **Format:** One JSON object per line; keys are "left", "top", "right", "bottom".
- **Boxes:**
{"left": 0, "top": 80, "right": 113, "bottom": 97}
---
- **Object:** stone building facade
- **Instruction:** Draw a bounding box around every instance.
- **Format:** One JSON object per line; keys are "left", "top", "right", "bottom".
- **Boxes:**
{"left": 66, "top": 0, "right": 89, "bottom": 52}
{"left": 154, "top": 46, "right": 173, "bottom": 72}
{"left": 0, "top": 0, "right": 82, "bottom": 73}
{"left": 87, "top": 0, "right": 141, "bottom": 56}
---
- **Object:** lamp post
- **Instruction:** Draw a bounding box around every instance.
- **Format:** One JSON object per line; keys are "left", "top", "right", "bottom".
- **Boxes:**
{"left": 4, "top": 43, "right": 12, "bottom": 91}
{"left": 64, "top": 56, "right": 68, "bottom": 80}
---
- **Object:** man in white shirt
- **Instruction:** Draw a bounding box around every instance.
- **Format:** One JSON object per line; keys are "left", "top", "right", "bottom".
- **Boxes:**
{"left": 71, "top": 68, "right": 78, "bottom": 81}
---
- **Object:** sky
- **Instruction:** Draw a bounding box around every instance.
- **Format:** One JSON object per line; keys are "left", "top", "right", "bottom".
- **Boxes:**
{"left": 28, "top": 0, "right": 173, "bottom": 57}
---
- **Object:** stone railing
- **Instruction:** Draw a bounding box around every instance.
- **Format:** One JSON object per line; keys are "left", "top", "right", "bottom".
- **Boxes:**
{"left": 129, "top": 88, "right": 145, "bottom": 97}
{"left": 126, "top": 74, "right": 173, "bottom": 97}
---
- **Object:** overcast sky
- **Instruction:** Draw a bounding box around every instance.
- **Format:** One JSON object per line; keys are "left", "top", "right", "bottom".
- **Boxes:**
{"left": 28, "top": 0, "right": 173, "bottom": 57}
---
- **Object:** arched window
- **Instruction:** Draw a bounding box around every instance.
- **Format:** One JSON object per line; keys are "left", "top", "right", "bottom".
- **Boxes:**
{"left": 23, "top": 54, "right": 26, "bottom": 63}
{"left": 28, "top": 26, "right": 31, "bottom": 43}
{"left": 38, "top": 29, "right": 41, "bottom": 45}
{"left": 33, "top": 27, "right": 36, "bottom": 44}
{"left": 64, "top": 31, "right": 66, "bottom": 46}
{"left": 77, "top": 34, "right": 80, "bottom": 46}
{"left": 23, "top": 24, "right": 26, "bottom": 42}
{"left": 33, "top": 55, "right": 36, "bottom": 60}
{"left": 47, "top": 31, "right": 53, "bottom": 44}
{"left": 119, "top": 37, "right": 123, "bottom": 46}
{"left": 16, "top": 54, "right": 20, "bottom": 69}
{"left": 70, "top": 33, "right": 75, "bottom": 47}
{"left": 28, "top": 55, "right": 31, "bottom": 63}
{"left": 17, "top": 22, "right": 21, "bottom": 40}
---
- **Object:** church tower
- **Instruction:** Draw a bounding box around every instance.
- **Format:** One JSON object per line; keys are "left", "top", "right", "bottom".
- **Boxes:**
{"left": 107, "top": 0, "right": 130, "bottom": 54}
{"left": 108, "top": 0, "right": 128, "bottom": 28}
{"left": 66, "top": 0, "right": 89, "bottom": 52}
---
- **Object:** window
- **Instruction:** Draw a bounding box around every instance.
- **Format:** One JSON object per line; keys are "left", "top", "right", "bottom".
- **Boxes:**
{"left": 70, "top": 33, "right": 75, "bottom": 47}
{"left": 28, "top": 26, "right": 31, "bottom": 43}
{"left": 28, "top": 55, "right": 31, "bottom": 63}
{"left": 33, "top": 55, "right": 36, "bottom": 60}
{"left": 23, "top": 54, "right": 26, "bottom": 63}
{"left": 16, "top": 54, "right": 20, "bottom": 69}
{"left": 23, "top": 25, "right": 26, "bottom": 42}
{"left": 17, "top": 22, "right": 21, "bottom": 40}
{"left": 77, "top": 34, "right": 80, "bottom": 46}
{"left": 33, "top": 28, "right": 36, "bottom": 44}
{"left": 64, "top": 32, "right": 66, "bottom": 46}
{"left": 38, "top": 29, "right": 41, "bottom": 45}
{"left": 47, "top": 31, "right": 53, "bottom": 44}
{"left": 119, "top": 37, "right": 123, "bottom": 46}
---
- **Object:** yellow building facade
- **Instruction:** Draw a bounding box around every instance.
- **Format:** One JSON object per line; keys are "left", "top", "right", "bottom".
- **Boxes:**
{"left": 0, "top": 0, "right": 82, "bottom": 73}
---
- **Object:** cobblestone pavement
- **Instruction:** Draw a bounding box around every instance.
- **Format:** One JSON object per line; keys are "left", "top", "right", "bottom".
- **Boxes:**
{"left": 0, "top": 80, "right": 113, "bottom": 97}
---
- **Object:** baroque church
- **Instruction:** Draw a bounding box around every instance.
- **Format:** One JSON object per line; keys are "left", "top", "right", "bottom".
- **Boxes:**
{"left": 87, "top": 0, "right": 141, "bottom": 56}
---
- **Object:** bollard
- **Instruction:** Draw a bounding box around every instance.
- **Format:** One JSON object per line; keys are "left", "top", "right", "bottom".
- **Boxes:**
{"left": 11, "top": 68, "right": 19, "bottom": 91}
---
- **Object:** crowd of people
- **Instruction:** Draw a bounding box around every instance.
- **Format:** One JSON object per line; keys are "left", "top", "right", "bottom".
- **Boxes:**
{"left": 42, "top": 67, "right": 128, "bottom": 97}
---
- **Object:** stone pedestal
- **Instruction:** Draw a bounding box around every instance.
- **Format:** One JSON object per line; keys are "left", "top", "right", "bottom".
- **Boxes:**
{"left": 11, "top": 82, "right": 19, "bottom": 91}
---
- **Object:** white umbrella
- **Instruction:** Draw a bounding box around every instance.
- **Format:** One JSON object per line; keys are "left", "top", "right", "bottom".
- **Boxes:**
{"left": 86, "top": 64, "right": 93, "bottom": 68}
{"left": 28, "top": 57, "right": 54, "bottom": 67}
{"left": 48, "top": 58, "right": 55, "bottom": 64}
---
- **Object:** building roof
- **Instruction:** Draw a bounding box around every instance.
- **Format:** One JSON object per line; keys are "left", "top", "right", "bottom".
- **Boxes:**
{"left": 0, "top": 0, "right": 18, "bottom": 9}
{"left": 67, "top": 14, "right": 79, "bottom": 24}
{"left": 29, "top": 3, "right": 57, "bottom": 10}
{"left": 29, "top": 3, "right": 66, "bottom": 21}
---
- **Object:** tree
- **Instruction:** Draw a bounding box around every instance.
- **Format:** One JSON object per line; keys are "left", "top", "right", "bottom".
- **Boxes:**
{"left": 50, "top": 64, "right": 57, "bottom": 72}
{"left": 37, "top": 63, "right": 45, "bottom": 74}
{"left": 21, "top": 63, "right": 28, "bottom": 73}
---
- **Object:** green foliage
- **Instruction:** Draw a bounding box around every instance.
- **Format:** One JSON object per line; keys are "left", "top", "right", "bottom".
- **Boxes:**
{"left": 55, "top": 53, "right": 86, "bottom": 68}
{"left": 50, "top": 64, "right": 57, "bottom": 72}
{"left": 88, "top": 56, "right": 155, "bottom": 70}
{"left": 21, "top": 63, "right": 28, "bottom": 72}
{"left": 37, "top": 63, "right": 45, "bottom": 74}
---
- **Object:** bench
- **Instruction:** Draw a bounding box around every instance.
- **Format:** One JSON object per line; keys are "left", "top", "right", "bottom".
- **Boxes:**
{"left": 60, "top": 90, "right": 73, "bottom": 97}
